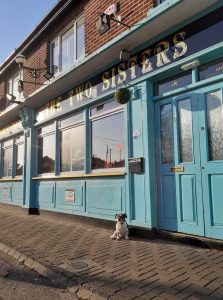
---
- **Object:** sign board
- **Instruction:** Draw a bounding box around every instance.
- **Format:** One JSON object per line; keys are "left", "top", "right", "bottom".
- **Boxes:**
{"left": 65, "top": 189, "right": 75, "bottom": 202}
{"left": 104, "top": 3, "right": 117, "bottom": 15}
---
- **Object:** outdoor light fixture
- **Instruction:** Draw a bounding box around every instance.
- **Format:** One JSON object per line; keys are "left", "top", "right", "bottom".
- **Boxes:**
{"left": 6, "top": 93, "right": 22, "bottom": 105}
{"left": 15, "top": 53, "right": 54, "bottom": 91}
{"left": 181, "top": 59, "right": 200, "bottom": 71}
{"left": 120, "top": 48, "right": 131, "bottom": 61}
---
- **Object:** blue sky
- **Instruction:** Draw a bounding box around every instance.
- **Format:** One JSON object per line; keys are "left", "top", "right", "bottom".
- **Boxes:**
{"left": 0, "top": 0, "right": 58, "bottom": 65}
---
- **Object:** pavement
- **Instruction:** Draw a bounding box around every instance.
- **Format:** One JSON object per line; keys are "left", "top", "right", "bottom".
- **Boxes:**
{"left": 0, "top": 204, "right": 223, "bottom": 300}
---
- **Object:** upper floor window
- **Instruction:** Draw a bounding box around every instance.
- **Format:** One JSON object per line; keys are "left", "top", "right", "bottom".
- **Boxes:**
{"left": 7, "top": 73, "right": 20, "bottom": 107}
{"left": 51, "top": 15, "right": 85, "bottom": 75}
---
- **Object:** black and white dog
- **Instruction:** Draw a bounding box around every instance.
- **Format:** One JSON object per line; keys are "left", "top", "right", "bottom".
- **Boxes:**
{"left": 111, "top": 213, "right": 129, "bottom": 240}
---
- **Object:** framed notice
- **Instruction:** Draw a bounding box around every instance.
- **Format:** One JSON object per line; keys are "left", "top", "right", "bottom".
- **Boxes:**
{"left": 65, "top": 189, "right": 75, "bottom": 202}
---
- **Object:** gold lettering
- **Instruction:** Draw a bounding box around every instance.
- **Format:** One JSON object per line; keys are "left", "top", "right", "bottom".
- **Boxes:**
{"left": 173, "top": 31, "right": 187, "bottom": 59}
{"left": 128, "top": 56, "right": 138, "bottom": 79}
{"left": 154, "top": 41, "right": 171, "bottom": 67}
{"left": 117, "top": 63, "right": 127, "bottom": 85}
{"left": 111, "top": 67, "right": 116, "bottom": 88}
{"left": 102, "top": 71, "right": 110, "bottom": 91}
{"left": 141, "top": 49, "right": 153, "bottom": 74}
{"left": 75, "top": 85, "right": 84, "bottom": 102}
{"left": 68, "top": 90, "right": 74, "bottom": 106}
{"left": 85, "top": 81, "right": 92, "bottom": 99}
{"left": 55, "top": 97, "right": 61, "bottom": 110}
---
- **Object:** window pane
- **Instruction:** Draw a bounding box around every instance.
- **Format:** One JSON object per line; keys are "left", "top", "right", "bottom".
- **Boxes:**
{"left": 160, "top": 104, "right": 173, "bottom": 164}
{"left": 37, "top": 123, "right": 54, "bottom": 135}
{"left": 60, "top": 125, "right": 84, "bottom": 172}
{"left": 92, "top": 113, "right": 125, "bottom": 170}
{"left": 59, "top": 112, "right": 84, "bottom": 128}
{"left": 199, "top": 58, "right": 223, "bottom": 81}
{"left": 37, "top": 134, "right": 55, "bottom": 174}
{"left": 61, "top": 27, "right": 74, "bottom": 71}
{"left": 154, "top": 71, "right": 192, "bottom": 96}
{"left": 77, "top": 18, "right": 85, "bottom": 59}
{"left": 178, "top": 99, "right": 193, "bottom": 163}
{"left": 16, "top": 143, "right": 24, "bottom": 176}
{"left": 51, "top": 40, "right": 59, "bottom": 74}
{"left": 90, "top": 100, "right": 120, "bottom": 117}
{"left": 206, "top": 90, "right": 223, "bottom": 161}
{"left": 3, "top": 147, "right": 13, "bottom": 177}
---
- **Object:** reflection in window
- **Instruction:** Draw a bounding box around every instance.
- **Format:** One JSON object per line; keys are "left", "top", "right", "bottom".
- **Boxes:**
{"left": 160, "top": 104, "right": 173, "bottom": 164}
{"left": 62, "top": 27, "right": 74, "bottom": 71}
{"left": 206, "top": 90, "right": 223, "bottom": 161}
{"left": 77, "top": 17, "right": 85, "bottom": 59}
{"left": 91, "top": 112, "right": 125, "bottom": 170}
{"left": 3, "top": 147, "right": 13, "bottom": 177}
{"left": 37, "top": 134, "right": 55, "bottom": 174}
{"left": 51, "top": 39, "right": 59, "bottom": 74}
{"left": 16, "top": 143, "right": 24, "bottom": 176}
{"left": 60, "top": 126, "right": 84, "bottom": 172}
{"left": 50, "top": 15, "right": 85, "bottom": 74}
{"left": 154, "top": 71, "right": 192, "bottom": 96}
{"left": 178, "top": 99, "right": 193, "bottom": 163}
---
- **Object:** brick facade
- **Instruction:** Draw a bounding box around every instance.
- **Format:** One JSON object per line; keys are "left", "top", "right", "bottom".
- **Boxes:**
{"left": 85, "top": 0, "right": 154, "bottom": 54}
{"left": 0, "top": 0, "right": 154, "bottom": 106}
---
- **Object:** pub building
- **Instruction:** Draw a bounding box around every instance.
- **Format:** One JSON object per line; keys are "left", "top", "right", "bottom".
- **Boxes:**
{"left": 0, "top": 0, "right": 223, "bottom": 241}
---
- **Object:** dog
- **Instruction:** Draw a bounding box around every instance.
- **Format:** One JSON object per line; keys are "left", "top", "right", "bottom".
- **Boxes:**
{"left": 110, "top": 213, "right": 129, "bottom": 240}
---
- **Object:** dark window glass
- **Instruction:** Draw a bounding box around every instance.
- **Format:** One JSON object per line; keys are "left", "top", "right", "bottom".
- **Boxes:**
{"left": 92, "top": 112, "right": 125, "bottom": 170}
{"left": 60, "top": 125, "right": 84, "bottom": 172}
{"left": 199, "top": 58, "right": 223, "bottom": 81}
{"left": 154, "top": 71, "right": 192, "bottom": 96}
{"left": 37, "top": 134, "right": 55, "bottom": 174}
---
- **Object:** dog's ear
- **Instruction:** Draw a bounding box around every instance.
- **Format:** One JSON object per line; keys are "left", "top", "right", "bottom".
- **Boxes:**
{"left": 123, "top": 214, "right": 127, "bottom": 219}
{"left": 115, "top": 214, "right": 118, "bottom": 219}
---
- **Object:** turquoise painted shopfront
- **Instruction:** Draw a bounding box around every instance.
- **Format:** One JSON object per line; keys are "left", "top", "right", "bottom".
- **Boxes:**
{"left": 0, "top": 2, "right": 223, "bottom": 241}
{"left": 155, "top": 82, "right": 223, "bottom": 240}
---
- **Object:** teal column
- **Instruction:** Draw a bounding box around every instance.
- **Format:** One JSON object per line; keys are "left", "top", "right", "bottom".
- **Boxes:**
{"left": 19, "top": 107, "right": 37, "bottom": 213}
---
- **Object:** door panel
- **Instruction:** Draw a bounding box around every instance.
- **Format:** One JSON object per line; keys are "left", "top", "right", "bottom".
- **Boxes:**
{"left": 173, "top": 95, "right": 204, "bottom": 236}
{"left": 156, "top": 100, "right": 177, "bottom": 231}
{"left": 200, "top": 88, "right": 223, "bottom": 239}
{"left": 156, "top": 86, "right": 223, "bottom": 239}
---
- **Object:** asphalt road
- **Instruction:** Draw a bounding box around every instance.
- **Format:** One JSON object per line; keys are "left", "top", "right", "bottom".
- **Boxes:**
{"left": 0, "top": 249, "right": 76, "bottom": 300}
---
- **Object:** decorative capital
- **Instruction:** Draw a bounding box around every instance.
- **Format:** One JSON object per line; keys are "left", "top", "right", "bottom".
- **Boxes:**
{"left": 19, "top": 106, "right": 34, "bottom": 130}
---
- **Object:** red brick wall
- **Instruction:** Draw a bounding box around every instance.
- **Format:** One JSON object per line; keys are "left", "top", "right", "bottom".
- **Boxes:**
{"left": 85, "top": 0, "right": 155, "bottom": 54}
{"left": 0, "top": 0, "right": 155, "bottom": 100}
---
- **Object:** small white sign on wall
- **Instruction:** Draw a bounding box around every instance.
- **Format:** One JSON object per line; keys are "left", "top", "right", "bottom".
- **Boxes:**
{"left": 65, "top": 189, "right": 75, "bottom": 202}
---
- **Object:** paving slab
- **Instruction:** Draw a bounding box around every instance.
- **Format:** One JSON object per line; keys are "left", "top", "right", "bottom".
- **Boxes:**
{"left": 0, "top": 204, "right": 222, "bottom": 299}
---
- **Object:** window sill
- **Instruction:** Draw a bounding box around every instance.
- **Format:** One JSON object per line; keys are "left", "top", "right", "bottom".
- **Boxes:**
{"left": 32, "top": 171, "right": 126, "bottom": 180}
{"left": 0, "top": 178, "right": 23, "bottom": 182}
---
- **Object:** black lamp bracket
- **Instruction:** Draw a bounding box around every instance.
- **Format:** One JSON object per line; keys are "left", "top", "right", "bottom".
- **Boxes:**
{"left": 99, "top": 12, "right": 130, "bottom": 28}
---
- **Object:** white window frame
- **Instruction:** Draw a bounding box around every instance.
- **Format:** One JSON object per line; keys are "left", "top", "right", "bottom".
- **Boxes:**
{"left": 50, "top": 14, "right": 85, "bottom": 75}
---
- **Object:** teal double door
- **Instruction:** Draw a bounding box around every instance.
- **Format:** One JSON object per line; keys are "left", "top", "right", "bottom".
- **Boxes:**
{"left": 156, "top": 85, "right": 223, "bottom": 240}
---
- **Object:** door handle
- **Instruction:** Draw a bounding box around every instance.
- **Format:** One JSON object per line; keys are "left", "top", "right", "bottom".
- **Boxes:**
{"left": 170, "top": 166, "right": 184, "bottom": 173}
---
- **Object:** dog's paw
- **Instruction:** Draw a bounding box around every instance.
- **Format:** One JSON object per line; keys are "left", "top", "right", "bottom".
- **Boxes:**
{"left": 125, "top": 236, "right": 130, "bottom": 240}
{"left": 110, "top": 235, "right": 115, "bottom": 239}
